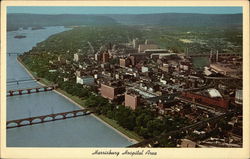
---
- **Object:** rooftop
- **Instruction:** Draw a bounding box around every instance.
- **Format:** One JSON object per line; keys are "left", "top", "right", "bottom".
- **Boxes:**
{"left": 207, "top": 88, "right": 222, "bottom": 98}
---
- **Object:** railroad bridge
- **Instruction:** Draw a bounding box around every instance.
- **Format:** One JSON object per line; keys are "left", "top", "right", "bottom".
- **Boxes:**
{"left": 7, "top": 52, "right": 22, "bottom": 56}
{"left": 7, "top": 85, "right": 57, "bottom": 96}
{"left": 7, "top": 109, "right": 92, "bottom": 129}
{"left": 7, "top": 78, "right": 40, "bottom": 84}
{"left": 7, "top": 52, "right": 39, "bottom": 56}
{"left": 204, "top": 76, "right": 242, "bottom": 88}
{"left": 188, "top": 53, "right": 241, "bottom": 58}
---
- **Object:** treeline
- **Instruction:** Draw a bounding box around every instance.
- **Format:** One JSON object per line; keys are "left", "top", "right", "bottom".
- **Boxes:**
{"left": 33, "top": 26, "right": 144, "bottom": 54}
{"left": 58, "top": 79, "right": 190, "bottom": 144}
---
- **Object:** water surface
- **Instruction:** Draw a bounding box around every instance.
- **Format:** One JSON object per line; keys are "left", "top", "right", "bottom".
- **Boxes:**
{"left": 7, "top": 26, "right": 133, "bottom": 147}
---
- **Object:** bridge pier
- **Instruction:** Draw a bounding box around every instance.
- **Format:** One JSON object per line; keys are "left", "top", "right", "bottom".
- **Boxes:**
{"left": 9, "top": 91, "right": 14, "bottom": 96}
{"left": 18, "top": 90, "right": 23, "bottom": 95}
{"left": 28, "top": 118, "right": 33, "bottom": 125}
{"left": 27, "top": 89, "right": 31, "bottom": 94}
{"left": 52, "top": 116, "right": 55, "bottom": 121}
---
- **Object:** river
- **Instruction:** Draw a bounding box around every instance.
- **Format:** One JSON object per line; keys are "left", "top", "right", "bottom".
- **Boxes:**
{"left": 6, "top": 26, "right": 133, "bottom": 147}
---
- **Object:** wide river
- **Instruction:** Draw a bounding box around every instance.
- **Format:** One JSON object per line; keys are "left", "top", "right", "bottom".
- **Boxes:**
{"left": 7, "top": 26, "right": 133, "bottom": 147}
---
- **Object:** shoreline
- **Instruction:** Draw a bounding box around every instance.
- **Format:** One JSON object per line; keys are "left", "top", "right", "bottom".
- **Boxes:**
{"left": 16, "top": 57, "right": 138, "bottom": 144}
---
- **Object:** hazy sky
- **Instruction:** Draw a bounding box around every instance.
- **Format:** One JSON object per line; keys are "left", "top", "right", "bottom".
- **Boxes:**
{"left": 7, "top": 6, "right": 242, "bottom": 14}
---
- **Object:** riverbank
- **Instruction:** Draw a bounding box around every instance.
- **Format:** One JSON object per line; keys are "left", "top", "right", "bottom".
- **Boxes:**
{"left": 17, "top": 57, "right": 142, "bottom": 143}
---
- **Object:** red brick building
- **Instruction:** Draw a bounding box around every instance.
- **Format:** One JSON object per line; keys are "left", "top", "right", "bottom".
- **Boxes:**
{"left": 100, "top": 83, "right": 125, "bottom": 101}
{"left": 120, "top": 58, "right": 131, "bottom": 67}
{"left": 102, "top": 52, "right": 110, "bottom": 63}
{"left": 125, "top": 91, "right": 140, "bottom": 110}
{"left": 95, "top": 51, "right": 110, "bottom": 63}
{"left": 129, "top": 56, "right": 136, "bottom": 66}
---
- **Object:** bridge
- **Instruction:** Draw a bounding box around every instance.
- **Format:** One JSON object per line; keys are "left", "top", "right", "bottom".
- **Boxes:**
{"left": 188, "top": 53, "right": 241, "bottom": 58}
{"left": 7, "top": 78, "right": 40, "bottom": 84}
{"left": 7, "top": 109, "right": 92, "bottom": 129}
{"left": 146, "top": 82, "right": 215, "bottom": 103}
{"left": 7, "top": 52, "right": 39, "bottom": 56}
{"left": 7, "top": 85, "right": 57, "bottom": 96}
{"left": 204, "top": 76, "right": 242, "bottom": 88}
{"left": 204, "top": 76, "right": 241, "bottom": 80}
{"left": 128, "top": 112, "right": 231, "bottom": 147}
{"left": 7, "top": 52, "right": 22, "bottom": 56}
{"left": 183, "top": 81, "right": 215, "bottom": 92}
{"left": 176, "top": 96, "right": 225, "bottom": 113}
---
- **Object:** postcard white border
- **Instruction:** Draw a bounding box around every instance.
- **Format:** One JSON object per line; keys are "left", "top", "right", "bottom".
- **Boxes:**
{"left": 1, "top": 1, "right": 249, "bottom": 159}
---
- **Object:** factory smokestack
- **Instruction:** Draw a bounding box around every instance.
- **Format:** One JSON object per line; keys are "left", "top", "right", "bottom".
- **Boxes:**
{"left": 216, "top": 50, "right": 219, "bottom": 62}
{"left": 209, "top": 50, "right": 213, "bottom": 62}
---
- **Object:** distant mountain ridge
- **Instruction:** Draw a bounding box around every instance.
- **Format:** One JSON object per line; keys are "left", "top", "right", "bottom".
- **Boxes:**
{"left": 7, "top": 13, "right": 118, "bottom": 31}
{"left": 107, "top": 13, "right": 242, "bottom": 27}
{"left": 7, "top": 13, "right": 242, "bottom": 31}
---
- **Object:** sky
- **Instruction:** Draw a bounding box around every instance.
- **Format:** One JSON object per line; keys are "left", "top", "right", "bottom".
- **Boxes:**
{"left": 7, "top": 6, "right": 242, "bottom": 15}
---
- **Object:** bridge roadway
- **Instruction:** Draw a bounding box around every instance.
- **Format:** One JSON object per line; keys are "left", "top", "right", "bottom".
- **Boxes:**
{"left": 176, "top": 97, "right": 225, "bottom": 115}
{"left": 7, "top": 52, "right": 22, "bottom": 56}
{"left": 146, "top": 81, "right": 215, "bottom": 103}
{"left": 7, "top": 85, "right": 57, "bottom": 96}
{"left": 7, "top": 52, "right": 39, "bottom": 56}
{"left": 204, "top": 76, "right": 240, "bottom": 80}
{"left": 128, "top": 112, "right": 231, "bottom": 147}
{"left": 7, "top": 78, "right": 40, "bottom": 84}
{"left": 188, "top": 53, "right": 241, "bottom": 57}
{"left": 7, "top": 109, "right": 92, "bottom": 129}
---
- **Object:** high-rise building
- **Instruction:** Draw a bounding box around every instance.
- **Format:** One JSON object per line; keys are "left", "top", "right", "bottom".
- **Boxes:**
{"left": 132, "top": 38, "right": 139, "bottom": 49}
{"left": 138, "top": 44, "right": 158, "bottom": 53}
{"left": 100, "top": 83, "right": 125, "bottom": 100}
{"left": 129, "top": 56, "right": 136, "bottom": 66}
{"left": 125, "top": 91, "right": 140, "bottom": 110}
{"left": 119, "top": 58, "right": 131, "bottom": 67}
{"left": 94, "top": 53, "right": 102, "bottom": 62}
{"left": 102, "top": 52, "right": 110, "bottom": 63}
{"left": 73, "top": 53, "right": 84, "bottom": 62}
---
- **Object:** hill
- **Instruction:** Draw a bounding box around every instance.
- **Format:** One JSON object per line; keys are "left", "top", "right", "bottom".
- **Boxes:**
{"left": 107, "top": 13, "right": 242, "bottom": 27}
{"left": 7, "top": 13, "right": 118, "bottom": 31}
{"left": 7, "top": 13, "right": 242, "bottom": 31}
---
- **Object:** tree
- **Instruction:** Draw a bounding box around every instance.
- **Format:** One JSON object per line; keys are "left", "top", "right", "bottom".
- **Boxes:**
{"left": 136, "top": 113, "right": 153, "bottom": 128}
{"left": 146, "top": 119, "right": 165, "bottom": 137}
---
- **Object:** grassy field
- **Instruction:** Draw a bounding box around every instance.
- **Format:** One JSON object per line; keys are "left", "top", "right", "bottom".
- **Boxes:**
{"left": 55, "top": 88, "right": 86, "bottom": 107}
